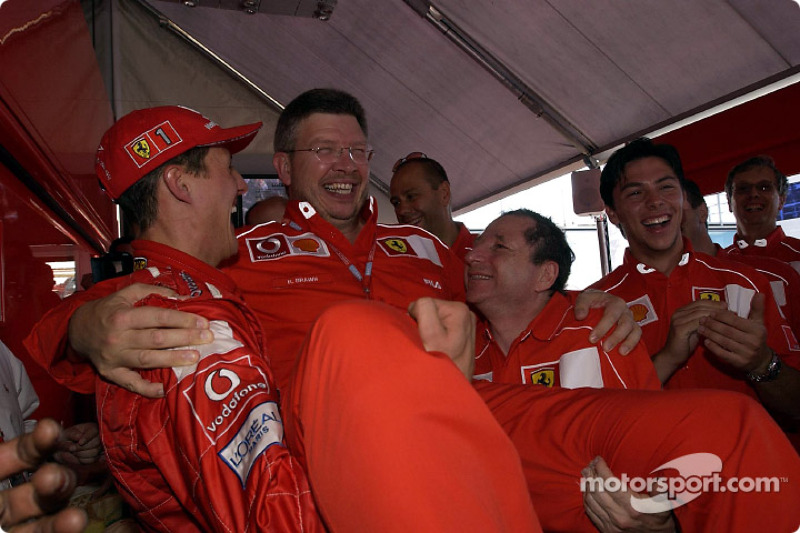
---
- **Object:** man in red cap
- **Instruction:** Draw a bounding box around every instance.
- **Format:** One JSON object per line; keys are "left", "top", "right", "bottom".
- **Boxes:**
{"left": 52, "top": 106, "right": 328, "bottom": 530}
{"left": 29, "top": 105, "right": 540, "bottom": 532}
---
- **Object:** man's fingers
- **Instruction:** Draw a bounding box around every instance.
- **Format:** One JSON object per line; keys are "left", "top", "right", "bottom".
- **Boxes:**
{"left": 0, "top": 420, "right": 61, "bottom": 477}
{"left": 408, "top": 298, "right": 444, "bottom": 352}
{"left": 0, "top": 441, "right": 82, "bottom": 530}
{"left": 1, "top": 477, "right": 86, "bottom": 533}
{"left": 145, "top": 306, "right": 209, "bottom": 331}
{"left": 29, "top": 463, "right": 77, "bottom": 514}
{"left": 116, "top": 283, "right": 179, "bottom": 305}
{"left": 602, "top": 317, "right": 641, "bottom": 355}
{"left": 591, "top": 456, "right": 614, "bottom": 478}
{"left": 748, "top": 292, "right": 766, "bottom": 322}
{"left": 11, "top": 507, "right": 88, "bottom": 533}
{"left": 100, "top": 368, "right": 166, "bottom": 398}
{"left": 111, "top": 307, "right": 210, "bottom": 338}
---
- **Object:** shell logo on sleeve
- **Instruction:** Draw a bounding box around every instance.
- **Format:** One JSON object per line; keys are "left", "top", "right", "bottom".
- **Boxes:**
{"left": 626, "top": 294, "right": 658, "bottom": 327}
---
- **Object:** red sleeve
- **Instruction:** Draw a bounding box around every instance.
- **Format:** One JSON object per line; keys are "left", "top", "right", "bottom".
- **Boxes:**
{"left": 101, "top": 296, "right": 322, "bottom": 531}
{"left": 762, "top": 285, "right": 800, "bottom": 370}
{"left": 603, "top": 338, "right": 662, "bottom": 391}
{"left": 23, "top": 281, "right": 123, "bottom": 394}
{"left": 442, "top": 245, "right": 466, "bottom": 302}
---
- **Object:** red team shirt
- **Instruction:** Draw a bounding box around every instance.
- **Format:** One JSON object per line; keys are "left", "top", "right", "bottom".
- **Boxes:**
{"left": 474, "top": 291, "right": 661, "bottom": 390}
{"left": 225, "top": 198, "right": 465, "bottom": 390}
{"left": 709, "top": 242, "right": 800, "bottom": 337}
{"left": 451, "top": 222, "right": 476, "bottom": 262}
{"left": 591, "top": 241, "right": 800, "bottom": 398}
{"left": 725, "top": 226, "right": 800, "bottom": 274}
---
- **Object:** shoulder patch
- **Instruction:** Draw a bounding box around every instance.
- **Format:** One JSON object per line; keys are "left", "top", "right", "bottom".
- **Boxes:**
{"left": 246, "top": 232, "right": 330, "bottom": 262}
{"left": 377, "top": 235, "right": 442, "bottom": 267}
{"left": 627, "top": 294, "right": 658, "bottom": 327}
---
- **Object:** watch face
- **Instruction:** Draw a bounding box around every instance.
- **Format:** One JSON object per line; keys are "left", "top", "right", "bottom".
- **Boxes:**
{"left": 747, "top": 353, "right": 781, "bottom": 382}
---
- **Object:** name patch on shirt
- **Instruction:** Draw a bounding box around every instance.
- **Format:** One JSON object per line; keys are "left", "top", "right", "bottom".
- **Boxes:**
{"left": 246, "top": 232, "right": 330, "bottom": 262}
{"left": 271, "top": 273, "right": 334, "bottom": 289}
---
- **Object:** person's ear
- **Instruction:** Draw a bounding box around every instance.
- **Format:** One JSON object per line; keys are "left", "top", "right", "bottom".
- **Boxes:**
{"left": 778, "top": 192, "right": 787, "bottom": 212}
{"left": 439, "top": 180, "right": 452, "bottom": 206}
{"left": 162, "top": 165, "right": 192, "bottom": 203}
{"left": 699, "top": 202, "right": 709, "bottom": 224}
{"left": 605, "top": 206, "right": 620, "bottom": 227}
{"left": 274, "top": 152, "right": 292, "bottom": 187}
{"left": 535, "top": 261, "right": 559, "bottom": 293}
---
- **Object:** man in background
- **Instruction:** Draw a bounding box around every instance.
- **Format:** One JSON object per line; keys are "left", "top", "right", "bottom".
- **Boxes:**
{"left": 390, "top": 152, "right": 475, "bottom": 260}
{"left": 682, "top": 178, "right": 800, "bottom": 337}
{"left": 723, "top": 155, "right": 800, "bottom": 272}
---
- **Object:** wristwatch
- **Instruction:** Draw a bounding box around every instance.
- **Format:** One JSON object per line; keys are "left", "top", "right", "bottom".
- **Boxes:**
{"left": 746, "top": 351, "right": 782, "bottom": 383}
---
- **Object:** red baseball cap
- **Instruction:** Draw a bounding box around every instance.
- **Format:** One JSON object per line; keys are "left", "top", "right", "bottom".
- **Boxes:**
{"left": 96, "top": 105, "right": 262, "bottom": 200}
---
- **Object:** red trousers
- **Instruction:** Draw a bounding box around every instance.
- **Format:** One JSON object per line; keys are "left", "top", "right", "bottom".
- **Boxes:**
{"left": 284, "top": 301, "right": 540, "bottom": 532}
{"left": 286, "top": 301, "right": 800, "bottom": 532}
{"left": 477, "top": 382, "right": 800, "bottom": 531}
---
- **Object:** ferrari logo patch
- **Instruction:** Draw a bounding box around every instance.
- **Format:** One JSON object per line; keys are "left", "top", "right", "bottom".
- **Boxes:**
{"left": 693, "top": 287, "right": 725, "bottom": 302}
{"left": 698, "top": 291, "right": 721, "bottom": 301}
{"left": 377, "top": 234, "right": 443, "bottom": 266}
{"left": 132, "top": 139, "right": 151, "bottom": 159}
{"left": 125, "top": 121, "right": 182, "bottom": 168}
{"left": 384, "top": 238, "right": 409, "bottom": 254}
{"left": 529, "top": 369, "right": 555, "bottom": 388}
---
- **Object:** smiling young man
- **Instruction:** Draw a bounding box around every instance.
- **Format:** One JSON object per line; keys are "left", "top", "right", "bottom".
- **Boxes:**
{"left": 389, "top": 153, "right": 475, "bottom": 260}
{"left": 722, "top": 156, "right": 800, "bottom": 272}
{"left": 591, "top": 138, "right": 800, "bottom": 419}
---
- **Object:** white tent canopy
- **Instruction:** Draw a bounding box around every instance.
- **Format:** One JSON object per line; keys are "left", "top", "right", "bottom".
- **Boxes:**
{"left": 98, "top": 0, "right": 800, "bottom": 217}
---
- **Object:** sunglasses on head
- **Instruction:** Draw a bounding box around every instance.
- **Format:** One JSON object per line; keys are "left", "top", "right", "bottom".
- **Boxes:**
{"left": 392, "top": 151, "right": 429, "bottom": 173}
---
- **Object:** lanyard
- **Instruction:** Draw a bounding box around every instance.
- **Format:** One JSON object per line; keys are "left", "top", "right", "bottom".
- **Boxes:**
{"left": 327, "top": 240, "right": 377, "bottom": 297}
{"left": 290, "top": 221, "right": 377, "bottom": 297}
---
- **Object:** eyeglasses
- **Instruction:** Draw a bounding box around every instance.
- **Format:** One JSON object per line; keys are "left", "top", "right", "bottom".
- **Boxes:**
{"left": 286, "top": 146, "right": 374, "bottom": 165}
{"left": 392, "top": 151, "right": 428, "bottom": 173}
{"left": 732, "top": 181, "right": 777, "bottom": 195}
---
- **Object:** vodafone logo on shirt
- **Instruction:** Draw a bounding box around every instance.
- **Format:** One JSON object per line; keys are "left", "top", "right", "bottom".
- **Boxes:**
{"left": 205, "top": 369, "right": 240, "bottom": 401}
{"left": 183, "top": 355, "right": 272, "bottom": 444}
{"left": 246, "top": 232, "right": 330, "bottom": 262}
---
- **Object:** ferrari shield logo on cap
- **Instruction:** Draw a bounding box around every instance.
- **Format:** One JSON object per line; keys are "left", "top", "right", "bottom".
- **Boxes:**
{"left": 132, "top": 139, "right": 151, "bottom": 160}
{"left": 125, "top": 121, "right": 183, "bottom": 168}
